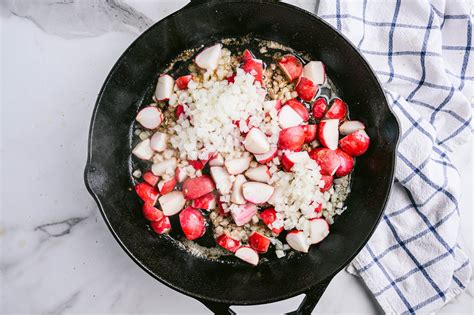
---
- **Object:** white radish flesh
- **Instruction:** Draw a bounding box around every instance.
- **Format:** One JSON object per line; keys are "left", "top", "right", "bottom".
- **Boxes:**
{"left": 244, "top": 128, "right": 270, "bottom": 154}
{"left": 242, "top": 182, "right": 274, "bottom": 204}
{"left": 136, "top": 107, "right": 163, "bottom": 130}
{"left": 309, "top": 218, "right": 330, "bottom": 244}
{"left": 235, "top": 247, "right": 259, "bottom": 265}
{"left": 231, "top": 174, "right": 247, "bottom": 205}
{"left": 278, "top": 105, "right": 304, "bottom": 129}
{"left": 339, "top": 120, "right": 365, "bottom": 135}
{"left": 132, "top": 139, "right": 154, "bottom": 160}
{"left": 195, "top": 44, "right": 222, "bottom": 70}
{"left": 210, "top": 166, "right": 232, "bottom": 195}
{"left": 209, "top": 153, "right": 224, "bottom": 167}
{"left": 286, "top": 231, "right": 310, "bottom": 253}
{"left": 318, "top": 119, "right": 339, "bottom": 150}
{"left": 254, "top": 147, "right": 277, "bottom": 164}
{"left": 159, "top": 191, "right": 185, "bottom": 216}
{"left": 244, "top": 165, "right": 271, "bottom": 183}
{"left": 150, "top": 132, "right": 168, "bottom": 152}
{"left": 151, "top": 158, "right": 177, "bottom": 176}
{"left": 303, "top": 61, "right": 325, "bottom": 85}
{"left": 225, "top": 157, "right": 251, "bottom": 175}
{"left": 154, "top": 74, "right": 174, "bottom": 101}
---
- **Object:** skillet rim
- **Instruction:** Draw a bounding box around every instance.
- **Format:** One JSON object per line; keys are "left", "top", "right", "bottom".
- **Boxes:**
{"left": 84, "top": 0, "right": 401, "bottom": 306}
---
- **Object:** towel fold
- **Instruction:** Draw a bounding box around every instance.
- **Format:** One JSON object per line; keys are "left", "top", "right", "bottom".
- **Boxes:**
{"left": 316, "top": 0, "right": 473, "bottom": 313}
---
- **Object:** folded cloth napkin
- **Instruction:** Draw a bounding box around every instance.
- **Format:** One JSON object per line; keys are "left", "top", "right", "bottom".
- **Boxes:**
{"left": 314, "top": 0, "right": 473, "bottom": 313}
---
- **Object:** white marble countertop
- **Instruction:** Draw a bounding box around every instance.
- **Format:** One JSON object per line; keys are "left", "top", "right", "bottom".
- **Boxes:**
{"left": 1, "top": 1, "right": 472, "bottom": 314}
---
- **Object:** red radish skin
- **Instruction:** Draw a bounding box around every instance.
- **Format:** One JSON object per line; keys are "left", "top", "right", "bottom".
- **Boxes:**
{"left": 278, "top": 105, "right": 304, "bottom": 129}
{"left": 150, "top": 216, "right": 171, "bottom": 234}
{"left": 242, "top": 58, "right": 263, "bottom": 84}
{"left": 248, "top": 232, "right": 271, "bottom": 253}
{"left": 244, "top": 165, "right": 271, "bottom": 183}
{"left": 242, "top": 182, "right": 275, "bottom": 204}
{"left": 303, "top": 124, "right": 318, "bottom": 143}
{"left": 278, "top": 54, "right": 303, "bottom": 81}
{"left": 142, "top": 204, "right": 164, "bottom": 222}
{"left": 157, "top": 177, "right": 177, "bottom": 195}
{"left": 318, "top": 119, "right": 339, "bottom": 150}
{"left": 303, "top": 61, "right": 326, "bottom": 85}
{"left": 242, "top": 49, "right": 254, "bottom": 62}
{"left": 243, "top": 128, "right": 270, "bottom": 154}
{"left": 325, "top": 98, "right": 348, "bottom": 120}
{"left": 339, "top": 130, "right": 370, "bottom": 156}
{"left": 231, "top": 203, "right": 258, "bottom": 226}
{"left": 286, "top": 230, "right": 310, "bottom": 253}
{"left": 154, "top": 74, "right": 174, "bottom": 101}
{"left": 281, "top": 151, "right": 310, "bottom": 172}
{"left": 235, "top": 246, "right": 259, "bottom": 265}
{"left": 334, "top": 149, "right": 355, "bottom": 177}
{"left": 216, "top": 234, "right": 241, "bottom": 252}
{"left": 188, "top": 154, "right": 211, "bottom": 170}
{"left": 179, "top": 207, "right": 206, "bottom": 241}
{"left": 132, "top": 139, "right": 154, "bottom": 160}
{"left": 313, "top": 202, "right": 322, "bottom": 213}
{"left": 340, "top": 120, "right": 365, "bottom": 135}
{"left": 217, "top": 200, "right": 229, "bottom": 216}
{"left": 312, "top": 98, "right": 328, "bottom": 119}
{"left": 136, "top": 106, "right": 163, "bottom": 130}
{"left": 182, "top": 175, "right": 216, "bottom": 200}
{"left": 135, "top": 183, "right": 159, "bottom": 205}
{"left": 142, "top": 171, "right": 159, "bottom": 186}
{"left": 260, "top": 207, "right": 283, "bottom": 234}
{"left": 195, "top": 44, "right": 222, "bottom": 70}
{"left": 285, "top": 99, "right": 310, "bottom": 121}
{"left": 278, "top": 126, "right": 305, "bottom": 151}
{"left": 150, "top": 132, "right": 168, "bottom": 152}
{"left": 309, "top": 148, "right": 341, "bottom": 176}
{"left": 175, "top": 75, "right": 192, "bottom": 90}
{"left": 188, "top": 160, "right": 205, "bottom": 170}
{"left": 176, "top": 104, "right": 184, "bottom": 119}
{"left": 319, "top": 175, "right": 333, "bottom": 192}
{"left": 254, "top": 147, "right": 278, "bottom": 164}
{"left": 159, "top": 191, "right": 185, "bottom": 216}
{"left": 192, "top": 192, "right": 216, "bottom": 210}
{"left": 226, "top": 73, "right": 236, "bottom": 83}
{"left": 295, "top": 77, "right": 318, "bottom": 102}
{"left": 309, "top": 218, "right": 330, "bottom": 244}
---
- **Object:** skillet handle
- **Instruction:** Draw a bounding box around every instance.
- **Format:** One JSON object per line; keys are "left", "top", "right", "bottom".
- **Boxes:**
{"left": 285, "top": 276, "right": 333, "bottom": 315}
{"left": 197, "top": 276, "right": 332, "bottom": 314}
{"left": 198, "top": 299, "right": 236, "bottom": 315}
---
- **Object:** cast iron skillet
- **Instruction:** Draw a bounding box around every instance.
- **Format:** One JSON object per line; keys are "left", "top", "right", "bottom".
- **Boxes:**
{"left": 84, "top": 0, "right": 399, "bottom": 313}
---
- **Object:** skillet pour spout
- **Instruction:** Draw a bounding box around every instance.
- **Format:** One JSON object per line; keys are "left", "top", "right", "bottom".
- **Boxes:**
{"left": 85, "top": 0, "right": 400, "bottom": 314}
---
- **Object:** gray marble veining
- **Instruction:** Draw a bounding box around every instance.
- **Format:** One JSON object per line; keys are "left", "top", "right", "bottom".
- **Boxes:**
{"left": 0, "top": 0, "right": 471, "bottom": 314}
{"left": 4, "top": 0, "right": 152, "bottom": 37}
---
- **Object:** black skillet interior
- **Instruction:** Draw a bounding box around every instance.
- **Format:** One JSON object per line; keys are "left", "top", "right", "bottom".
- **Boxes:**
{"left": 85, "top": 0, "right": 399, "bottom": 313}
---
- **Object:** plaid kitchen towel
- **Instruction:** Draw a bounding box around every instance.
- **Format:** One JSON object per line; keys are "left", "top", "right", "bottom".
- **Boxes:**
{"left": 315, "top": 0, "right": 473, "bottom": 313}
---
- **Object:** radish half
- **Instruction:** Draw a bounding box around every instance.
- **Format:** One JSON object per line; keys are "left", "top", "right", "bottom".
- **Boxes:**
{"left": 154, "top": 74, "right": 174, "bottom": 101}
{"left": 318, "top": 119, "right": 339, "bottom": 150}
{"left": 195, "top": 44, "right": 222, "bottom": 70}
{"left": 235, "top": 247, "right": 259, "bottom": 265}
{"left": 136, "top": 106, "right": 163, "bottom": 130}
